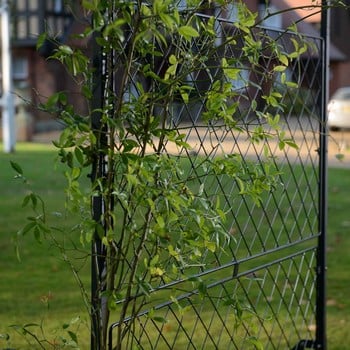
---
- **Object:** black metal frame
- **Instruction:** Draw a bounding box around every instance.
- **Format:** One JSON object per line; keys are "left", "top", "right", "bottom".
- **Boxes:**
{"left": 91, "top": 6, "right": 328, "bottom": 350}
{"left": 90, "top": 36, "right": 106, "bottom": 349}
{"left": 315, "top": 1, "right": 329, "bottom": 349}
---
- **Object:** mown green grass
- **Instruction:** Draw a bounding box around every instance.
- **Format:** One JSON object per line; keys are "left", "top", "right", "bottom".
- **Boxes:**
{"left": 0, "top": 144, "right": 349, "bottom": 349}
{"left": 0, "top": 143, "right": 91, "bottom": 349}
{"left": 325, "top": 167, "right": 350, "bottom": 349}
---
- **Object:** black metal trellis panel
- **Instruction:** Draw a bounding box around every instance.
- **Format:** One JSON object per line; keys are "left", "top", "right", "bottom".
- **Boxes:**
{"left": 92, "top": 11, "right": 327, "bottom": 350}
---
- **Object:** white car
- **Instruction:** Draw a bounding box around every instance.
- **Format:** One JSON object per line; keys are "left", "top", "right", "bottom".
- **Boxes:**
{"left": 328, "top": 87, "right": 350, "bottom": 131}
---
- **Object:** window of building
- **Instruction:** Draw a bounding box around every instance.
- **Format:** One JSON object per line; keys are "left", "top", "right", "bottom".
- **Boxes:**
{"left": 13, "top": 56, "right": 28, "bottom": 80}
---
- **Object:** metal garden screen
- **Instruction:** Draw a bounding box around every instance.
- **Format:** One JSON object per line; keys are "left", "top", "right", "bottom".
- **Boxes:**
{"left": 92, "top": 11, "right": 327, "bottom": 350}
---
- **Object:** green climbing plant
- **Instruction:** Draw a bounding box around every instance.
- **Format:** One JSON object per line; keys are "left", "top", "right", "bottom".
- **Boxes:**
{"left": 9, "top": 1, "right": 338, "bottom": 349}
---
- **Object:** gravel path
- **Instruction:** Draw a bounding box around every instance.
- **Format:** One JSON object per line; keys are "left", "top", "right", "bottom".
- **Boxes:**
{"left": 31, "top": 126, "right": 350, "bottom": 168}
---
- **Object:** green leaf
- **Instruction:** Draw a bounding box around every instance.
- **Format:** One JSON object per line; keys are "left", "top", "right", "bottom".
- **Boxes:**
{"left": 160, "top": 13, "right": 176, "bottom": 30}
{"left": 82, "top": 0, "right": 99, "bottom": 11}
{"left": 141, "top": 3, "right": 152, "bottom": 16}
{"left": 37, "top": 221, "right": 51, "bottom": 234}
{"left": 168, "top": 245, "right": 180, "bottom": 261}
{"left": 71, "top": 167, "right": 81, "bottom": 180}
{"left": 280, "top": 72, "right": 286, "bottom": 84}
{"left": 169, "top": 54, "right": 177, "bottom": 65}
{"left": 10, "top": 161, "right": 23, "bottom": 175}
{"left": 150, "top": 266, "right": 165, "bottom": 277}
{"left": 58, "top": 44, "right": 73, "bottom": 55}
{"left": 150, "top": 254, "right": 159, "bottom": 267}
{"left": 82, "top": 85, "right": 93, "bottom": 99}
{"left": 68, "top": 330, "right": 78, "bottom": 344}
{"left": 198, "top": 281, "right": 207, "bottom": 298}
{"left": 74, "top": 148, "right": 84, "bottom": 166}
{"left": 283, "top": 139, "right": 299, "bottom": 150}
{"left": 180, "top": 91, "right": 189, "bottom": 104}
{"left": 279, "top": 55, "right": 289, "bottom": 66}
{"left": 226, "top": 67, "right": 241, "bottom": 80}
{"left": 18, "top": 222, "right": 36, "bottom": 236}
{"left": 102, "top": 236, "right": 109, "bottom": 246}
{"left": 36, "top": 32, "right": 47, "bottom": 50}
{"left": 222, "top": 58, "right": 241, "bottom": 80}
{"left": 335, "top": 153, "right": 345, "bottom": 161}
{"left": 153, "top": 0, "right": 165, "bottom": 15}
{"left": 178, "top": 26, "right": 199, "bottom": 40}
{"left": 148, "top": 308, "right": 167, "bottom": 323}
{"left": 286, "top": 81, "right": 298, "bottom": 88}
{"left": 164, "top": 61, "right": 178, "bottom": 80}
{"left": 246, "top": 336, "right": 264, "bottom": 350}
{"left": 205, "top": 240, "right": 216, "bottom": 252}
{"left": 33, "top": 226, "right": 41, "bottom": 242}
{"left": 123, "top": 139, "right": 139, "bottom": 152}
{"left": 152, "top": 316, "right": 168, "bottom": 323}
{"left": 78, "top": 122, "right": 90, "bottom": 133}
{"left": 30, "top": 193, "right": 38, "bottom": 209}
{"left": 23, "top": 323, "right": 41, "bottom": 328}
{"left": 156, "top": 216, "right": 165, "bottom": 229}
{"left": 273, "top": 65, "right": 286, "bottom": 72}
{"left": 278, "top": 140, "right": 285, "bottom": 150}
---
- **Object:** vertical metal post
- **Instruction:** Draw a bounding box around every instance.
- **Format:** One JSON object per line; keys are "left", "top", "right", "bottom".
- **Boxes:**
{"left": 90, "top": 34, "right": 107, "bottom": 350}
{"left": 317, "top": 1, "right": 329, "bottom": 349}
{"left": 1, "top": 0, "right": 15, "bottom": 153}
{"left": 38, "top": 0, "right": 46, "bottom": 34}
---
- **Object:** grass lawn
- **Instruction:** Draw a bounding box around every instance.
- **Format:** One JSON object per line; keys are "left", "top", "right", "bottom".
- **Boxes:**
{"left": 325, "top": 166, "right": 350, "bottom": 349}
{"left": 0, "top": 143, "right": 349, "bottom": 349}
{"left": 0, "top": 143, "right": 91, "bottom": 349}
